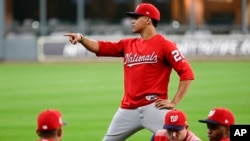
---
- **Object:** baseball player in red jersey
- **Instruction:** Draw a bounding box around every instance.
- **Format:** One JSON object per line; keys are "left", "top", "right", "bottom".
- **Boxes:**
{"left": 64, "top": 3, "right": 194, "bottom": 141}
{"left": 198, "top": 107, "right": 235, "bottom": 141}
{"left": 151, "top": 109, "right": 201, "bottom": 141}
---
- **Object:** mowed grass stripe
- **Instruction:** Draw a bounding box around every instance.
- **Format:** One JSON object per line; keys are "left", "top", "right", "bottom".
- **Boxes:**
{"left": 0, "top": 61, "right": 249, "bottom": 141}
{"left": 0, "top": 62, "right": 122, "bottom": 140}
{"left": 175, "top": 61, "right": 250, "bottom": 141}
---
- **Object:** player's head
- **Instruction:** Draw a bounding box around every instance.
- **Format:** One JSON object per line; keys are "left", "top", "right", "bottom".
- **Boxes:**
{"left": 36, "top": 109, "right": 66, "bottom": 141}
{"left": 198, "top": 107, "right": 235, "bottom": 126}
{"left": 163, "top": 109, "right": 189, "bottom": 141}
{"left": 198, "top": 107, "right": 235, "bottom": 141}
{"left": 126, "top": 3, "right": 160, "bottom": 27}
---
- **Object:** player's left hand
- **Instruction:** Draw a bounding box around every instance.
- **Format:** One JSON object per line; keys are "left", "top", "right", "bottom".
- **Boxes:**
{"left": 154, "top": 99, "right": 175, "bottom": 110}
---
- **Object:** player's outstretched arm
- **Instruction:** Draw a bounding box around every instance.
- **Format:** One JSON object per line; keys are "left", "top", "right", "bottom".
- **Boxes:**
{"left": 64, "top": 33, "right": 99, "bottom": 53}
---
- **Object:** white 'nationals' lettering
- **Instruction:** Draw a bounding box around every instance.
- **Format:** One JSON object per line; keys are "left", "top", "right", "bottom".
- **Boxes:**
{"left": 124, "top": 52, "right": 158, "bottom": 67}
{"left": 172, "top": 50, "right": 184, "bottom": 62}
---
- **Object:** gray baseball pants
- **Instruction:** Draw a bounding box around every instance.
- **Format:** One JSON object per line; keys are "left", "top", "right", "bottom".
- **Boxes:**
{"left": 102, "top": 102, "right": 169, "bottom": 141}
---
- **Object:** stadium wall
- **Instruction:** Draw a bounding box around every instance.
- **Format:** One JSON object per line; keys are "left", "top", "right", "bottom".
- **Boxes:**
{"left": 3, "top": 34, "right": 37, "bottom": 62}
{"left": 2, "top": 34, "right": 250, "bottom": 62}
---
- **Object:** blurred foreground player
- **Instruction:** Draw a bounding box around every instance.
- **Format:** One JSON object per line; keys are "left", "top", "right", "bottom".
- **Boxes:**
{"left": 64, "top": 2, "right": 194, "bottom": 141}
{"left": 199, "top": 107, "right": 235, "bottom": 141}
{"left": 152, "top": 109, "right": 201, "bottom": 141}
{"left": 36, "top": 109, "right": 66, "bottom": 141}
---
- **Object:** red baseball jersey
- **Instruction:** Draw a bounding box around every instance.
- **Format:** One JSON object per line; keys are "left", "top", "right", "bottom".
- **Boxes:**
{"left": 97, "top": 34, "right": 194, "bottom": 109}
{"left": 152, "top": 129, "right": 201, "bottom": 141}
{"left": 220, "top": 138, "right": 230, "bottom": 141}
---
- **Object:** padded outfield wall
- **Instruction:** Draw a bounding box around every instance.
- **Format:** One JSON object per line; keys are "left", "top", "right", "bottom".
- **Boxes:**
{"left": 2, "top": 34, "right": 250, "bottom": 62}
{"left": 37, "top": 34, "right": 250, "bottom": 62}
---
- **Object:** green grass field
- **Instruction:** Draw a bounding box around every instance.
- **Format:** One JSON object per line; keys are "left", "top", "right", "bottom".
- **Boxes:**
{"left": 0, "top": 60, "right": 250, "bottom": 141}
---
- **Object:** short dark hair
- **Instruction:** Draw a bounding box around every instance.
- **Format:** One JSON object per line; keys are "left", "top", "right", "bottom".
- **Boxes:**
{"left": 152, "top": 18, "right": 158, "bottom": 27}
{"left": 37, "top": 129, "right": 58, "bottom": 138}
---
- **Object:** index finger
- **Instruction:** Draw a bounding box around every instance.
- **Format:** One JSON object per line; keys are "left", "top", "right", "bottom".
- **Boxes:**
{"left": 63, "top": 33, "right": 74, "bottom": 37}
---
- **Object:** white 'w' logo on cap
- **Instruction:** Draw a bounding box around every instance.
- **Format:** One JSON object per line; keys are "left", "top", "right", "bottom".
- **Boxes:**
{"left": 170, "top": 115, "right": 178, "bottom": 123}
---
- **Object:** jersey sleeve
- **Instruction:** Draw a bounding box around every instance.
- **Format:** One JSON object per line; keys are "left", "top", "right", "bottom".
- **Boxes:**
{"left": 164, "top": 40, "right": 194, "bottom": 81}
{"left": 96, "top": 40, "right": 124, "bottom": 57}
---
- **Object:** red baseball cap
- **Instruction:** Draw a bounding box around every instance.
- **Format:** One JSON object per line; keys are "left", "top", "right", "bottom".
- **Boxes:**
{"left": 126, "top": 3, "right": 160, "bottom": 21}
{"left": 198, "top": 107, "right": 235, "bottom": 126}
{"left": 163, "top": 109, "right": 187, "bottom": 130}
{"left": 37, "top": 109, "right": 66, "bottom": 131}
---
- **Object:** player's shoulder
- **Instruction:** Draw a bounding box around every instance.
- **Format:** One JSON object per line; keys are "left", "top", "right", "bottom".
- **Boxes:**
{"left": 155, "top": 34, "right": 173, "bottom": 41}
{"left": 154, "top": 129, "right": 167, "bottom": 136}
{"left": 155, "top": 34, "right": 176, "bottom": 46}
{"left": 121, "top": 36, "right": 141, "bottom": 42}
{"left": 152, "top": 129, "right": 169, "bottom": 141}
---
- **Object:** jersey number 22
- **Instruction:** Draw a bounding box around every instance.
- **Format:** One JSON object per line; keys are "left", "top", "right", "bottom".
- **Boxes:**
{"left": 172, "top": 50, "right": 184, "bottom": 62}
